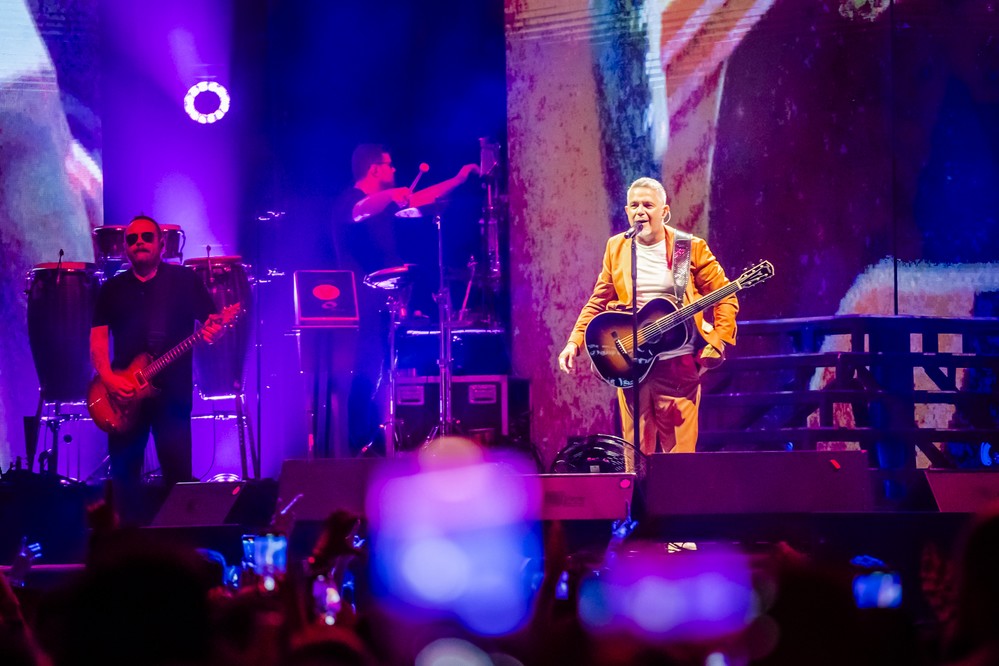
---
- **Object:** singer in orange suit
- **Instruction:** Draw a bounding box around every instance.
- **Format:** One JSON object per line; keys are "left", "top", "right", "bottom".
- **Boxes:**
{"left": 558, "top": 177, "right": 739, "bottom": 457}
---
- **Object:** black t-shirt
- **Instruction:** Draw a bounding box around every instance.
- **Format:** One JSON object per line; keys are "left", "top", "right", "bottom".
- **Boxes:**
{"left": 330, "top": 187, "right": 436, "bottom": 276}
{"left": 92, "top": 263, "right": 216, "bottom": 400}
{"left": 331, "top": 187, "right": 401, "bottom": 275}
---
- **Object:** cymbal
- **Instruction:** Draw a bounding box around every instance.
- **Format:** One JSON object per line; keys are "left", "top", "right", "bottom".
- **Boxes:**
{"left": 394, "top": 197, "right": 452, "bottom": 219}
{"left": 394, "top": 207, "right": 422, "bottom": 219}
{"left": 364, "top": 264, "right": 419, "bottom": 291}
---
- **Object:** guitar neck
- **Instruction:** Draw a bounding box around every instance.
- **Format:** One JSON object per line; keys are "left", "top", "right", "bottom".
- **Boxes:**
{"left": 646, "top": 280, "right": 742, "bottom": 337}
{"left": 142, "top": 331, "right": 203, "bottom": 381}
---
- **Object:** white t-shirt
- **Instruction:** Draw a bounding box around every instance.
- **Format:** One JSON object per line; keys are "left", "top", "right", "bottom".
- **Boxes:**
{"left": 633, "top": 238, "right": 695, "bottom": 358}
{"left": 635, "top": 239, "right": 672, "bottom": 308}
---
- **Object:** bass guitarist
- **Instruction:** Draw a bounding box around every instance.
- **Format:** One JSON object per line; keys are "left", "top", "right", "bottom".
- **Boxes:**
{"left": 90, "top": 215, "right": 220, "bottom": 520}
{"left": 557, "top": 177, "right": 739, "bottom": 456}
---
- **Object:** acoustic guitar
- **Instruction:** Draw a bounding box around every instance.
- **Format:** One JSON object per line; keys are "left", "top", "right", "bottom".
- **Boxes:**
{"left": 584, "top": 261, "right": 774, "bottom": 388}
{"left": 87, "top": 303, "right": 242, "bottom": 434}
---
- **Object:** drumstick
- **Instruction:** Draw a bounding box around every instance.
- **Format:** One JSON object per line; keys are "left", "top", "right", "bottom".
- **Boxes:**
{"left": 408, "top": 162, "right": 430, "bottom": 192}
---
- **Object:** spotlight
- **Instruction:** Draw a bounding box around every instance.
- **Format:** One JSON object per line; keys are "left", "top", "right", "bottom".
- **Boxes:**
{"left": 184, "top": 81, "right": 230, "bottom": 124}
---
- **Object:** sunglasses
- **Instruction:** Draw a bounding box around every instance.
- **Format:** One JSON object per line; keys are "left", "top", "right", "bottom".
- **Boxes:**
{"left": 126, "top": 231, "right": 156, "bottom": 246}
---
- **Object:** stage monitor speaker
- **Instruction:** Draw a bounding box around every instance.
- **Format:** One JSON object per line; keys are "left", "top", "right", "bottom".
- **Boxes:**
{"left": 276, "top": 458, "right": 381, "bottom": 522}
{"left": 645, "top": 451, "right": 873, "bottom": 515}
{"left": 151, "top": 482, "right": 246, "bottom": 527}
{"left": 925, "top": 470, "right": 999, "bottom": 513}
{"left": 536, "top": 473, "right": 636, "bottom": 520}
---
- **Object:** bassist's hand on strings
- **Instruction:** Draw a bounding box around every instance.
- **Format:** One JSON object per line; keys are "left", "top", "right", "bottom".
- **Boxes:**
{"left": 558, "top": 342, "right": 580, "bottom": 374}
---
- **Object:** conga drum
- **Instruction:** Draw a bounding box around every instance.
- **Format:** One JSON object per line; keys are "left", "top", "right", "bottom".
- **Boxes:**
{"left": 25, "top": 263, "right": 101, "bottom": 403}
{"left": 92, "top": 225, "right": 126, "bottom": 275}
{"left": 161, "top": 224, "right": 186, "bottom": 263}
{"left": 184, "top": 256, "right": 252, "bottom": 399}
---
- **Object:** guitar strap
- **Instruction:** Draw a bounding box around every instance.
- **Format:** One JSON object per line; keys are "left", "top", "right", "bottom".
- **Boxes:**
{"left": 671, "top": 228, "right": 695, "bottom": 343}
{"left": 671, "top": 228, "right": 692, "bottom": 300}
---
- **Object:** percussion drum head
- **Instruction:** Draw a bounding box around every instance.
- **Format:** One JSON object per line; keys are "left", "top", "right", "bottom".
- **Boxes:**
{"left": 364, "top": 264, "right": 418, "bottom": 291}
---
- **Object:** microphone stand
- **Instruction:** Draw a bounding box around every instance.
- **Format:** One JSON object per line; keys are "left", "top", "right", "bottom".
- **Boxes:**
{"left": 624, "top": 223, "right": 642, "bottom": 460}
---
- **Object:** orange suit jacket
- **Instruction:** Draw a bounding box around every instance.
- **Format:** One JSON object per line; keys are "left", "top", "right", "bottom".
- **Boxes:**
{"left": 567, "top": 226, "right": 739, "bottom": 360}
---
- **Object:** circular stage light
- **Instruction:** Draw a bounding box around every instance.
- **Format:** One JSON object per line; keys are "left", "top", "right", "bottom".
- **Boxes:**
{"left": 184, "top": 81, "right": 230, "bottom": 124}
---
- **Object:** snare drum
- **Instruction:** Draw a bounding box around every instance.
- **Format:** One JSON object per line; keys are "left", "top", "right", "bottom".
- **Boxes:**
{"left": 92, "top": 225, "right": 126, "bottom": 271}
{"left": 161, "top": 224, "right": 186, "bottom": 263}
{"left": 185, "top": 256, "right": 252, "bottom": 398}
{"left": 26, "top": 263, "right": 101, "bottom": 403}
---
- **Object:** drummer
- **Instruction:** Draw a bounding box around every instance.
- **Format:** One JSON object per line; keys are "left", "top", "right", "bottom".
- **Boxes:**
{"left": 330, "top": 144, "right": 478, "bottom": 454}
{"left": 330, "top": 144, "right": 478, "bottom": 276}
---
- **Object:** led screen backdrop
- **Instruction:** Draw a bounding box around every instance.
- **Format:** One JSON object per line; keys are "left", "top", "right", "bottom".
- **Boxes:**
{"left": 0, "top": 0, "right": 102, "bottom": 467}
{"left": 507, "top": 0, "right": 999, "bottom": 459}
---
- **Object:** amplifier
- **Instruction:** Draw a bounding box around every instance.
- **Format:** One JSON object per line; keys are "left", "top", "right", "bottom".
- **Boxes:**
{"left": 395, "top": 375, "right": 529, "bottom": 451}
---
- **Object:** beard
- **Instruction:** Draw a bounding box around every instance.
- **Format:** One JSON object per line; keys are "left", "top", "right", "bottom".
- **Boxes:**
{"left": 127, "top": 247, "right": 161, "bottom": 273}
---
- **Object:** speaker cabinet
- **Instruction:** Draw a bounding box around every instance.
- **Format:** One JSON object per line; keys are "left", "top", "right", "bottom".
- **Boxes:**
{"left": 151, "top": 482, "right": 245, "bottom": 527}
{"left": 535, "top": 473, "right": 636, "bottom": 520}
{"left": 925, "top": 470, "right": 999, "bottom": 512}
{"left": 150, "top": 481, "right": 277, "bottom": 527}
{"left": 645, "top": 451, "right": 873, "bottom": 515}
{"left": 275, "top": 458, "right": 383, "bottom": 560}
{"left": 276, "top": 458, "right": 381, "bottom": 521}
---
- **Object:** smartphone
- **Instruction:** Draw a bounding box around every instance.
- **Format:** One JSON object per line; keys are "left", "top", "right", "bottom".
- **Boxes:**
{"left": 853, "top": 571, "right": 902, "bottom": 609}
{"left": 312, "top": 573, "right": 343, "bottom": 625}
{"left": 555, "top": 570, "right": 570, "bottom": 600}
{"left": 253, "top": 534, "right": 288, "bottom": 590}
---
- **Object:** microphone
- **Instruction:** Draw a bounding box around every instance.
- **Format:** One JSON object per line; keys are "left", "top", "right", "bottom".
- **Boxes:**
{"left": 55, "top": 249, "right": 65, "bottom": 285}
{"left": 205, "top": 245, "right": 213, "bottom": 284}
{"left": 408, "top": 162, "right": 430, "bottom": 192}
{"left": 624, "top": 222, "right": 644, "bottom": 240}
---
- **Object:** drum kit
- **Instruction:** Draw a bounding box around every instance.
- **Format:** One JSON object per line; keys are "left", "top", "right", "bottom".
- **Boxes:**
{"left": 24, "top": 224, "right": 255, "bottom": 477}
{"left": 362, "top": 202, "right": 502, "bottom": 454}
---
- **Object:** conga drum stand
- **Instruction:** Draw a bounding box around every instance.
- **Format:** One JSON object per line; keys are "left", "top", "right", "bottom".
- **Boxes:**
{"left": 25, "top": 261, "right": 100, "bottom": 476}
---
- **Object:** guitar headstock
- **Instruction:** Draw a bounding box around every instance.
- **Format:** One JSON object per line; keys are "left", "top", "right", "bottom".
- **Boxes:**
{"left": 736, "top": 260, "right": 775, "bottom": 289}
{"left": 217, "top": 302, "right": 243, "bottom": 327}
{"left": 200, "top": 303, "right": 243, "bottom": 344}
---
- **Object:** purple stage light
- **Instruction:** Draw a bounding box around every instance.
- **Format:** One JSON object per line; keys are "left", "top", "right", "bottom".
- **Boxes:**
{"left": 367, "top": 451, "right": 542, "bottom": 636}
{"left": 184, "top": 81, "right": 230, "bottom": 124}
{"left": 578, "top": 544, "right": 757, "bottom": 643}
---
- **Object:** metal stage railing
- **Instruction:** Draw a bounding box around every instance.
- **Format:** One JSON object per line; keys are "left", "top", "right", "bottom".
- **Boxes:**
{"left": 699, "top": 315, "right": 999, "bottom": 468}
